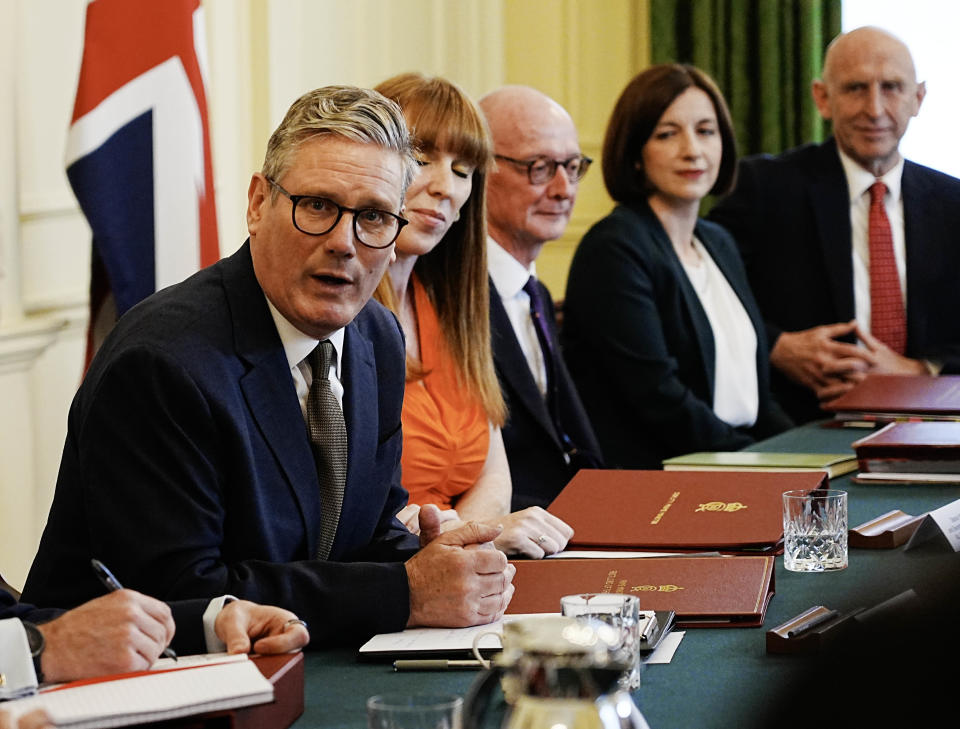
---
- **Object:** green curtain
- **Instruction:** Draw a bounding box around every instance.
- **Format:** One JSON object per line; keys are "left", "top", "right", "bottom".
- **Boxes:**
{"left": 650, "top": 0, "right": 841, "bottom": 157}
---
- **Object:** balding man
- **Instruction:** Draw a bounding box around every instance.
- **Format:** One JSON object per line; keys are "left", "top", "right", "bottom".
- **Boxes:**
{"left": 479, "top": 86, "right": 602, "bottom": 510}
{"left": 710, "top": 26, "right": 960, "bottom": 423}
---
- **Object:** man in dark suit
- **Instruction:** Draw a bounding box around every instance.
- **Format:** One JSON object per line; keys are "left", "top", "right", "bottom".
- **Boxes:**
{"left": 21, "top": 86, "right": 514, "bottom": 647}
{"left": 478, "top": 86, "right": 603, "bottom": 510}
{"left": 710, "top": 26, "right": 960, "bottom": 424}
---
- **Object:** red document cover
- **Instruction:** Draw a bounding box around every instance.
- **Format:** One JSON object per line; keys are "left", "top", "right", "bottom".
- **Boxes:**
{"left": 822, "top": 374, "right": 960, "bottom": 417}
{"left": 507, "top": 556, "right": 775, "bottom": 628}
{"left": 548, "top": 469, "right": 825, "bottom": 552}
{"left": 851, "top": 421, "right": 960, "bottom": 477}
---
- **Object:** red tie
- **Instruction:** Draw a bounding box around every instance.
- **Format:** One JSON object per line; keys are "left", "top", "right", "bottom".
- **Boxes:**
{"left": 868, "top": 181, "right": 906, "bottom": 354}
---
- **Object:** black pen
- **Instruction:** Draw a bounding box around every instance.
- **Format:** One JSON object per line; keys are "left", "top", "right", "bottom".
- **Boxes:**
{"left": 91, "top": 558, "right": 177, "bottom": 661}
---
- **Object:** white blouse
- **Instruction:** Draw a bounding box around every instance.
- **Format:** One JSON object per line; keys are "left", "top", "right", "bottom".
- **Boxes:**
{"left": 679, "top": 238, "right": 759, "bottom": 427}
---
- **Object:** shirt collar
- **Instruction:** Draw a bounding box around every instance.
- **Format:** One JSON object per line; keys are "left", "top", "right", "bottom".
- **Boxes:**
{"left": 487, "top": 236, "right": 537, "bottom": 298}
{"left": 264, "top": 295, "right": 345, "bottom": 376}
{"left": 837, "top": 146, "right": 905, "bottom": 204}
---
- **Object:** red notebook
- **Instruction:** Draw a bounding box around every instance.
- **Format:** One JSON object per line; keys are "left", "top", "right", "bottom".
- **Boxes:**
{"left": 548, "top": 469, "right": 825, "bottom": 552}
{"left": 823, "top": 374, "right": 960, "bottom": 421}
{"left": 507, "top": 556, "right": 775, "bottom": 628}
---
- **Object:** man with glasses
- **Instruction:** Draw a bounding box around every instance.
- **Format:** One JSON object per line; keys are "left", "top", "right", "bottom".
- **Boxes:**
{"left": 22, "top": 86, "right": 515, "bottom": 647}
{"left": 478, "top": 86, "right": 603, "bottom": 510}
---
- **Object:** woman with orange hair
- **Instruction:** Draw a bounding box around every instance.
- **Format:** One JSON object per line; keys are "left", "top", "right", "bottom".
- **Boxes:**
{"left": 374, "top": 72, "right": 571, "bottom": 558}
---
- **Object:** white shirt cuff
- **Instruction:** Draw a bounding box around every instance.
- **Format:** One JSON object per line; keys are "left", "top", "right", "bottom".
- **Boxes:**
{"left": 201, "top": 596, "right": 237, "bottom": 654}
{"left": 0, "top": 619, "right": 38, "bottom": 699}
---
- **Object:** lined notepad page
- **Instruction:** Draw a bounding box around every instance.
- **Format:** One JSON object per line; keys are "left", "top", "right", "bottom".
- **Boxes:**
{"left": 6, "top": 658, "right": 273, "bottom": 729}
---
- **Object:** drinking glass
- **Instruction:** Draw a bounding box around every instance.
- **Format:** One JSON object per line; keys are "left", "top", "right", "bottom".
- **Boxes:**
{"left": 560, "top": 592, "right": 641, "bottom": 690}
{"left": 366, "top": 693, "right": 462, "bottom": 729}
{"left": 782, "top": 489, "right": 848, "bottom": 572}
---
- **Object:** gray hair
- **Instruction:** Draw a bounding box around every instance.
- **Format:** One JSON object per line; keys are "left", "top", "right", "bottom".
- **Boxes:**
{"left": 262, "top": 85, "right": 418, "bottom": 198}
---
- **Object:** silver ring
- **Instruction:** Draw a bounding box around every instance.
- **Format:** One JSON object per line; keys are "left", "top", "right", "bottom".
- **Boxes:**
{"left": 536, "top": 534, "right": 548, "bottom": 544}
{"left": 285, "top": 618, "right": 308, "bottom": 630}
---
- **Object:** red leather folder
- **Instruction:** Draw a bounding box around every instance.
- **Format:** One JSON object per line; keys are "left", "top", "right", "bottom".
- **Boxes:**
{"left": 548, "top": 469, "right": 825, "bottom": 552}
{"left": 823, "top": 374, "right": 960, "bottom": 419}
{"left": 507, "top": 555, "right": 775, "bottom": 628}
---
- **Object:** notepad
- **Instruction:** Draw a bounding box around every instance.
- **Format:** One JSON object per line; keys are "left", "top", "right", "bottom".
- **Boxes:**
{"left": 4, "top": 656, "right": 273, "bottom": 729}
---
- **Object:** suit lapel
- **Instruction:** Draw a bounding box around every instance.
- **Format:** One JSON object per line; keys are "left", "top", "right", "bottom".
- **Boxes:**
{"left": 642, "top": 207, "right": 716, "bottom": 395}
{"left": 808, "top": 140, "right": 855, "bottom": 321}
{"left": 489, "top": 279, "right": 560, "bottom": 447}
{"left": 225, "top": 243, "right": 320, "bottom": 554}
{"left": 901, "top": 161, "right": 936, "bottom": 345}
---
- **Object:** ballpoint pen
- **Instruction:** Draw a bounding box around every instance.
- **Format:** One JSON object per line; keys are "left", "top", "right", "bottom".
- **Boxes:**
{"left": 91, "top": 558, "right": 177, "bottom": 661}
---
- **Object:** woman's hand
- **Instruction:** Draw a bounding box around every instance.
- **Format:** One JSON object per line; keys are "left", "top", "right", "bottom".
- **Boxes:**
{"left": 397, "top": 503, "right": 461, "bottom": 537}
{"left": 487, "top": 507, "right": 574, "bottom": 558}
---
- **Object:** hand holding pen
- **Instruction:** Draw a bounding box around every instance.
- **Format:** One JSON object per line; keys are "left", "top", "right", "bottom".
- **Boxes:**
{"left": 91, "top": 558, "right": 178, "bottom": 661}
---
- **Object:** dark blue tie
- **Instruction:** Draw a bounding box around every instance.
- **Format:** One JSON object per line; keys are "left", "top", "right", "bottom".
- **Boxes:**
{"left": 523, "top": 276, "right": 575, "bottom": 456}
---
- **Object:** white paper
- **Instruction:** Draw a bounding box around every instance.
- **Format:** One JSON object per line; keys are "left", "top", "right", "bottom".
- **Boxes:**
{"left": 358, "top": 614, "right": 557, "bottom": 655}
{"left": 4, "top": 655, "right": 272, "bottom": 729}
{"left": 905, "top": 498, "right": 960, "bottom": 551}
{"left": 644, "top": 631, "right": 684, "bottom": 664}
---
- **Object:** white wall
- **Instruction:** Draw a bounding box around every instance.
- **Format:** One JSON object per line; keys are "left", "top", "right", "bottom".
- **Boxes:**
{"left": 842, "top": 0, "right": 960, "bottom": 178}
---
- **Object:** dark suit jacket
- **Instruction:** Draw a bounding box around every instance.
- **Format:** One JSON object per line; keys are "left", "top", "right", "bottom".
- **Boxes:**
{"left": 709, "top": 138, "right": 960, "bottom": 423}
{"left": 489, "top": 278, "right": 603, "bottom": 510}
{"left": 562, "top": 201, "right": 791, "bottom": 470}
{"left": 1, "top": 588, "right": 212, "bottom": 656}
{"left": 22, "top": 242, "right": 419, "bottom": 647}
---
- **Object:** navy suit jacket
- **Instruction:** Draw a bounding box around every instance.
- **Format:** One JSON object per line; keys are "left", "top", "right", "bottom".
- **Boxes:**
{"left": 709, "top": 138, "right": 960, "bottom": 423}
{"left": 562, "top": 201, "right": 791, "bottom": 470}
{"left": 22, "top": 243, "right": 419, "bottom": 647}
{"left": 489, "top": 278, "right": 603, "bottom": 510}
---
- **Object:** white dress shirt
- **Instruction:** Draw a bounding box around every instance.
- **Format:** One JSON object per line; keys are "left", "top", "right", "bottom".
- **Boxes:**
{"left": 838, "top": 148, "right": 907, "bottom": 338}
{"left": 487, "top": 237, "right": 549, "bottom": 397}
{"left": 680, "top": 238, "right": 759, "bottom": 427}
{"left": 265, "top": 296, "right": 345, "bottom": 418}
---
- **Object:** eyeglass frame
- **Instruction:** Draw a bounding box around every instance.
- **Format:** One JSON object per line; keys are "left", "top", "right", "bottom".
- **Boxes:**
{"left": 493, "top": 154, "right": 593, "bottom": 185}
{"left": 265, "top": 177, "right": 408, "bottom": 249}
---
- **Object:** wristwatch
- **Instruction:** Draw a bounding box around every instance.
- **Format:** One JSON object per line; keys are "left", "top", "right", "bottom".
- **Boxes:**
{"left": 22, "top": 621, "right": 45, "bottom": 683}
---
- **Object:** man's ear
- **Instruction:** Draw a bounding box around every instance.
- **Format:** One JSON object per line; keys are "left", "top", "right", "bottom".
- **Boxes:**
{"left": 811, "top": 80, "right": 832, "bottom": 121}
{"left": 913, "top": 80, "right": 927, "bottom": 117}
{"left": 246, "top": 173, "right": 269, "bottom": 234}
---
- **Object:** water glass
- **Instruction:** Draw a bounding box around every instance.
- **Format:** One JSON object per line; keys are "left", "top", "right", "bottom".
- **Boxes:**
{"left": 782, "top": 489, "right": 848, "bottom": 572}
{"left": 560, "top": 592, "right": 642, "bottom": 690}
{"left": 366, "top": 693, "right": 462, "bottom": 729}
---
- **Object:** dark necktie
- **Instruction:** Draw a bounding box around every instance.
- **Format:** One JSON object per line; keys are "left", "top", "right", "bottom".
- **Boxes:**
{"left": 307, "top": 340, "right": 347, "bottom": 560}
{"left": 867, "top": 181, "right": 906, "bottom": 354}
{"left": 522, "top": 276, "right": 575, "bottom": 456}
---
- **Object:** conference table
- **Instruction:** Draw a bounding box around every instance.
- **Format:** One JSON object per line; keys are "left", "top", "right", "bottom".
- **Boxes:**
{"left": 290, "top": 421, "right": 960, "bottom": 728}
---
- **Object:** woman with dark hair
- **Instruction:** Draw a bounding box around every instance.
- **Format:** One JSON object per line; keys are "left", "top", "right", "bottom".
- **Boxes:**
{"left": 373, "top": 73, "right": 572, "bottom": 557}
{"left": 562, "top": 64, "right": 791, "bottom": 469}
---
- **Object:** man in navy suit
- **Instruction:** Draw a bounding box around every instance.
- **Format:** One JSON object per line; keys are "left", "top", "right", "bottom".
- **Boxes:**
{"left": 479, "top": 86, "right": 603, "bottom": 510}
{"left": 710, "top": 26, "right": 960, "bottom": 423}
{"left": 21, "top": 86, "right": 514, "bottom": 646}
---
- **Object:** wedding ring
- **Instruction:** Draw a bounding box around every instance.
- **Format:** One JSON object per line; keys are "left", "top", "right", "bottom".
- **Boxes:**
{"left": 536, "top": 534, "right": 548, "bottom": 544}
{"left": 285, "top": 618, "right": 308, "bottom": 630}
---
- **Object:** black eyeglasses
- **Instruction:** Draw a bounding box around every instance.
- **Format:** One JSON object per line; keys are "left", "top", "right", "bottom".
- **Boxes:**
{"left": 494, "top": 154, "right": 592, "bottom": 185}
{"left": 266, "top": 178, "right": 408, "bottom": 249}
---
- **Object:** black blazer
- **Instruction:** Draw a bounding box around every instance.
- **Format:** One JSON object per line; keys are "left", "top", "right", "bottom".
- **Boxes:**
{"left": 562, "top": 201, "right": 791, "bottom": 470}
{"left": 489, "top": 277, "right": 603, "bottom": 509}
{"left": 710, "top": 138, "right": 960, "bottom": 423}
{"left": 22, "top": 242, "right": 420, "bottom": 647}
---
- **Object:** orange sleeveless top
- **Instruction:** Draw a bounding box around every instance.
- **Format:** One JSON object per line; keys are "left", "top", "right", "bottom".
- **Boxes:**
{"left": 400, "top": 276, "right": 489, "bottom": 509}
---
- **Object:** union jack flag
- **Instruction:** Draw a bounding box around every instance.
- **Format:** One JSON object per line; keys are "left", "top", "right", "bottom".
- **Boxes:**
{"left": 66, "top": 0, "right": 220, "bottom": 366}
